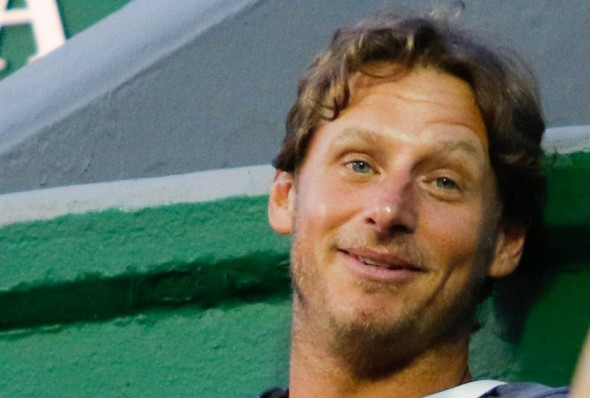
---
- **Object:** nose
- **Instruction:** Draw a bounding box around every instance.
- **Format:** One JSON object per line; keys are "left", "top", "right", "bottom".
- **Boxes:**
{"left": 364, "top": 173, "right": 417, "bottom": 235}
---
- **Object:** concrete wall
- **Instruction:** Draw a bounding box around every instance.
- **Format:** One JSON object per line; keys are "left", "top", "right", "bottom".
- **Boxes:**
{"left": 1, "top": 0, "right": 589, "bottom": 193}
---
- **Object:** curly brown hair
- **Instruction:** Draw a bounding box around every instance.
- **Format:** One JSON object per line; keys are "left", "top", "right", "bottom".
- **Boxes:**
{"left": 273, "top": 9, "right": 546, "bottom": 229}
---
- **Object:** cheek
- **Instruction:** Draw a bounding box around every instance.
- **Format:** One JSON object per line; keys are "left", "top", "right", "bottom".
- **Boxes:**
{"left": 295, "top": 179, "right": 355, "bottom": 229}
{"left": 295, "top": 194, "right": 328, "bottom": 229}
{"left": 420, "top": 203, "right": 489, "bottom": 270}
{"left": 292, "top": 191, "right": 330, "bottom": 249}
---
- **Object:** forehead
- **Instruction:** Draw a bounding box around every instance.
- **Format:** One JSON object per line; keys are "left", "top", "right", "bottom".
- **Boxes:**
{"left": 331, "top": 67, "right": 489, "bottom": 149}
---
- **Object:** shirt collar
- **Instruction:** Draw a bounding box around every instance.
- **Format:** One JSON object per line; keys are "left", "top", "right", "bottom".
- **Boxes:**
{"left": 423, "top": 380, "right": 506, "bottom": 398}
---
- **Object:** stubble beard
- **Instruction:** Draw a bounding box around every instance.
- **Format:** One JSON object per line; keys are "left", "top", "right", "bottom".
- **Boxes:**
{"left": 290, "top": 229, "right": 494, "bottom": 381}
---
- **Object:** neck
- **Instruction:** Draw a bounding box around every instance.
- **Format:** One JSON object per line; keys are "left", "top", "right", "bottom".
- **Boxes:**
{"left": 288, "top": 315, "right": 473, "bottom": 398}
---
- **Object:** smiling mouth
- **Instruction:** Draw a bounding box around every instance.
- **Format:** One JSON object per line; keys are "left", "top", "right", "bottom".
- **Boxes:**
{"left": 340, "top": 249, "right": 425, "bottom": 272}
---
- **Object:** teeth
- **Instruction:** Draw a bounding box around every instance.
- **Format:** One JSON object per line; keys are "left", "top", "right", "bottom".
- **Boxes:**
{"left": 358, "top": 255, "right": 409, "bottom": 270}
{"left": 359, "top": 256, "right": 389, "bottom": 268}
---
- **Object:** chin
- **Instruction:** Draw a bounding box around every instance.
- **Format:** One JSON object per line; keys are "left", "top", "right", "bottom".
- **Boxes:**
{"left": 327, "top": 280, "right": 408, "bottom": 320}
{"left": 335, "top": 300, "right": 400, "bottom": 326}
{"left": 326, "top": 308, "right": 424, "bottom": 380}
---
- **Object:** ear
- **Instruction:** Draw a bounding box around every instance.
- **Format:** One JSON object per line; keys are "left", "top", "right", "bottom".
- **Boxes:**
{"left": 268, "top": 170, "right": 295, "bottom": 235}
{"left": 488, "top": 222, "right": 527, "bottom": 278}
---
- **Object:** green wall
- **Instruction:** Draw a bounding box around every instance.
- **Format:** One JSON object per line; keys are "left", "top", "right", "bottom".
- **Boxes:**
{"left": 0, "top": 152, "right": 588, "bottom": 397}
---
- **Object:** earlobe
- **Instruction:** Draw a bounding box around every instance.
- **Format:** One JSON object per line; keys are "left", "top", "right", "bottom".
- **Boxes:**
{"left": 268, "top": 170, "right": 295, "bottom": 235}
{"left": 488, "top": 222, "right": 527, "bottom": 278}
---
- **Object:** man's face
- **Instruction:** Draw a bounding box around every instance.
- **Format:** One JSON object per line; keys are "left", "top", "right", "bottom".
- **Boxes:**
{"left": 269, "top": 67, "right": 524, "bottom": 368}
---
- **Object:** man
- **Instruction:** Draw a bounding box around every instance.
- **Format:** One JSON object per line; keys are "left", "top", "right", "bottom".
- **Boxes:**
{"left": 260, "top": 8, "right": 568, "bottom": 398}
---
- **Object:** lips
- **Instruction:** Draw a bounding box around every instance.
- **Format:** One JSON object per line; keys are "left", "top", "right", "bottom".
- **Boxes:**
{"left": 342, "top": 249, "right": 422, "bottom": 269}
{"left": 338, "top": 248, "right": 425, "bottom": 282}
{"left": 357, "top": 255, "right": 410, "bottom": 270}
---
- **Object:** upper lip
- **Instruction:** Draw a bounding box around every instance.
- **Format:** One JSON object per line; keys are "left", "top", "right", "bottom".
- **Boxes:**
{"left": 339, "top": 248, "right": 425, "bottom": 272}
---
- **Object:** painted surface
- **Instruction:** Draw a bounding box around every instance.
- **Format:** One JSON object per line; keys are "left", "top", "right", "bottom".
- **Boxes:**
{"left": 0, "top": 301, "right": 292, "bottom": 397}
{"left": 0, "top": 0, "right": 132, "bottom": 78}
{"left": 0, "top": 153, "right": 588, "bottom": 396}
{"left": 0, "top": 196, "right": 291, "bottom": 329}
{"left": 0, "top": 164, "right": 275, "bottom": 226}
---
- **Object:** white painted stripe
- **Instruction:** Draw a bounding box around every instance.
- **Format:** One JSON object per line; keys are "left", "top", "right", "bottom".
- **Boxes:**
{"left": 0, "top": 126, "right": 587, "bottom": 227}
{"left": 542, "top": 125, "right": 590, "bottom": 154}
{"left": 0, "top": 164, "right": 275, "bottom": 226}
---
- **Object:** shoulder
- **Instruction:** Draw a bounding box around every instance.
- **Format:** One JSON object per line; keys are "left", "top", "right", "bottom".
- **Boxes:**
{"left": 482, "top": 382, "right": 569, "bottom": 398}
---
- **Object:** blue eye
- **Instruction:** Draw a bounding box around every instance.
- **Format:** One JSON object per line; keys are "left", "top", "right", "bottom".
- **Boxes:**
{"left": 436, "top": 177, "right": 459, "bottom": 190}
{"left": 349, "top": 160, "right": 372, "bottom": 174}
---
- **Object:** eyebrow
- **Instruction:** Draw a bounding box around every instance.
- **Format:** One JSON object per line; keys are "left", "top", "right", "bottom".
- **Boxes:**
{"left": 334, "top": 127, "right": 385, "bottom": 146}
{"left": 435, "top": 140, "right": 484, "bottom": 157}
{"left": 335, "top": 127, "right": 485, "bottom": 156}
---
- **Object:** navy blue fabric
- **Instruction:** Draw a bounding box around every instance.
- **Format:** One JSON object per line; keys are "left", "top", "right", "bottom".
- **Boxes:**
{"left": 256, "top": 387, "right": 288, "bottom": 398}
{"left": 482, "top": 383, "right": 569, "bottom": 398}
{"left": 254, "top": 383, "right": 568, "bottom": 398}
